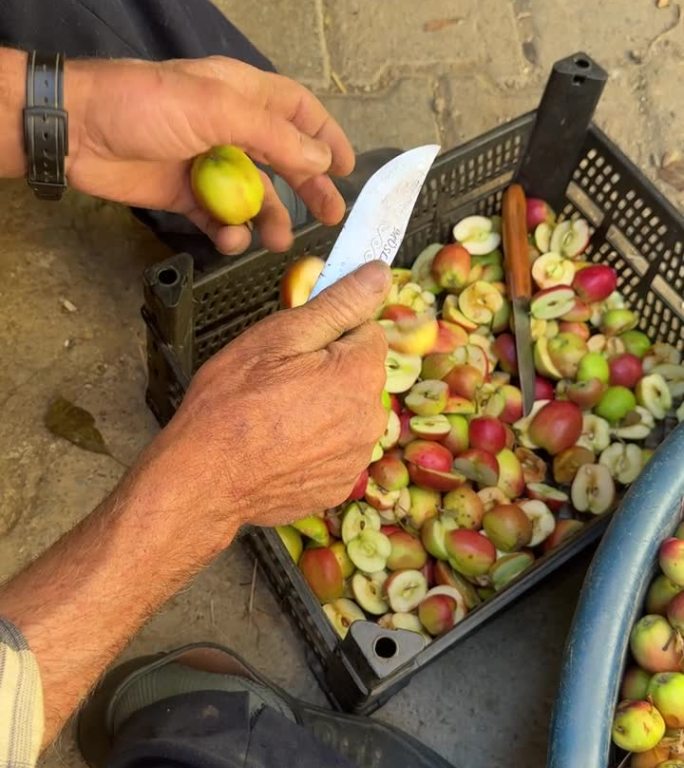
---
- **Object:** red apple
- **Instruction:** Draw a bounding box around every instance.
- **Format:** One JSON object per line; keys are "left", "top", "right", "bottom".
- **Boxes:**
{"left": 535, "top": 376, "right": 556, "bottom": 401}
{"left": 421, "top": 558, "right": 436, "bottom": 588}
{"left": 418, "top": 593, "right": 458, "bottom": 636}
{"left": 381, "top": 304, "right": 418, "bottom": 322}
{"left": 404, "top": 440, "right": 453, "bottom": 473}
{"left": 429, "top": 320, "right": 469, "bottom": 354}
{"left": 542, "top": 519, "right": 584, "bottom": 553}
{"left": 560, "top": 298, "right": 592, "bottom": 323}
{"left": 432, "top": 561, "right": 481, "bottom": 609}
{"left": 407, "top": 464, "right": 466, "bottom": 492}
{"left": 453, "top": 448, "right": 500, "bottom": 488}
{"left": 609, "top": 353, "right": 643, "bottom": 388}
{"left": 499, "top": 385, "right": 524, "bottom": 424}
{"left": 369, "top": 454, "right": 409, "bottom": 491}
{"left": 431, "top": 243, "right": 471, "bottom": 291}
{"left": 572, "top": 264, "right": 617, "bottom": 303}
{"left": 322, "top": 510, "right": 342, "bottom": 539}
{"left": 445, "top": 529, "right": 497, "bottom": 577}
{"left": 381, "top": 524, "right": 402, "bottom": 536}
{"left": 528, "top": 401, "right": 583, "bottom": 455}
{"left": 442, "top": 414, "right": 469, "bottom": 455}
{"left": 444, "top": 364, "right": 484, "bottom": 400}
{"left": 503, "top": 423, "right": 516, "bottom": 449}
{"left": 398, "top": 409, "right": 415, "bottom": 447}
{"left": 559, "top": 321, "right": 590, "bottom": 341}
{"left": 469, "top": 417, "right": 507, "bottom": 455}
{"left": 386, "top": 530, "right": 428, "bottom": 571}
{"left": 483, "top": 503, "right": 533, "bottom": 552}
{"left": 660, "top": 538, "right": 684, "bottom": 587}
{"left": 565, "top": 378, "right": 606, "bottom": 410}
{"left": 442, "top": 484, "right": 485, "bottom": 529}
{"left": 492, "top": 333, "right": 518, "bottom": 375}
{"left": 347, "top": 468, "right": 369, "bottom": 501}
{"left": 299, "top": 547, "right": 344, "bottom": 603}
{"left": 526, "top": 197, "right": 555, "bottom": 231}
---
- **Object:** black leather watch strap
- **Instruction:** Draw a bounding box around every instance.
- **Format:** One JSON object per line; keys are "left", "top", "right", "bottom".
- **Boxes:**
{"left": 23, "top": 52, "right": 69, "bottom": 201}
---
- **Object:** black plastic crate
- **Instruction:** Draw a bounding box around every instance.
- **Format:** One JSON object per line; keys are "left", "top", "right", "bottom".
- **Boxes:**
{"left": 142, "top": 111, "right": 684, "bottom": 715}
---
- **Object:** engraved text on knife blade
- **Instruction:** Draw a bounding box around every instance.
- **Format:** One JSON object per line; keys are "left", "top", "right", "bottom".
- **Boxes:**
{"left": 363, "top": 224, "right": 402, "bottom": 264}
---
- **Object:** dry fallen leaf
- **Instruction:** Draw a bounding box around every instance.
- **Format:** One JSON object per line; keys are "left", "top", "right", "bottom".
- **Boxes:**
{"left": 659, "top": 151, "right": 684, "bottom": 191}
{"left": 44, "top": 396, "right": 110, "bottom": 456}
{"left": 423, "top": 17, "right": 463, "bottom": 32}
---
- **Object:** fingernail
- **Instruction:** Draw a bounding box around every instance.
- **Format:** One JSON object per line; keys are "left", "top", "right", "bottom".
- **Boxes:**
{"left": 356, "top": 261, "right": 391, "bottom": 293}
{"left": 302, "top": 137, "right": 332, "bottom": 169}
{"left": 225, "top": 244, "right": 246, "bottom": 256}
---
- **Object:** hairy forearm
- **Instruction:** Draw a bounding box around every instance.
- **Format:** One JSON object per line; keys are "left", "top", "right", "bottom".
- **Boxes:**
{"left": 0, "top": 440, "right": 238, "bottom": 747}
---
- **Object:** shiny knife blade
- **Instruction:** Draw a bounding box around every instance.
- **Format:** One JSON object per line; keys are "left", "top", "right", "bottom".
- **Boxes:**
{"left": 308, "top": 144, "right": 440, "bottom": 300}
{"left": 502, "top": 184, "right": 535, "bottom": 416}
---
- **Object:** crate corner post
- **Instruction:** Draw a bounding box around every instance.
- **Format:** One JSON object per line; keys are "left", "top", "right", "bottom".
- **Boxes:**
{"left": 142, "top": 252, "right": 195, "bottom": 425}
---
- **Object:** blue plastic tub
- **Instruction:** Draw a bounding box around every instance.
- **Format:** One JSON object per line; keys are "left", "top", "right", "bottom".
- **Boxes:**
{"left": 548, "top": 423, "right": 684, "bottom": 768}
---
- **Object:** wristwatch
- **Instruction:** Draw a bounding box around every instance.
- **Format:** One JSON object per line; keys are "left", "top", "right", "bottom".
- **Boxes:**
{"left": 23, "top": 51, "right": 69, "bottom": 201}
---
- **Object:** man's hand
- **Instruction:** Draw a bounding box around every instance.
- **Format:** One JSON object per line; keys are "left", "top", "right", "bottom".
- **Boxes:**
{"left": 0, "top": 261, "right": 390, "bottom": 746}
{"left": 64, "top": 56, "right": 354, "bottom": 254}
{"left": 155, "top": 260, "right": 391, "bottom": 533}
{"left": 0, "top": 48, "right": 354, "bottom": 254}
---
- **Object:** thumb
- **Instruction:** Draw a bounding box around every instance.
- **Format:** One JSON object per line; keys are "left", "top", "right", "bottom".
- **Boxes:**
{"left": 286, "top": 261, "right": 391, "bottom": 353}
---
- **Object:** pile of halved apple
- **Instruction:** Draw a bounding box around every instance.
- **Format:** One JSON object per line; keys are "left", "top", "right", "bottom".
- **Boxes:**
{"left": 277, "top": 198, "right": 684, "bottom": 644}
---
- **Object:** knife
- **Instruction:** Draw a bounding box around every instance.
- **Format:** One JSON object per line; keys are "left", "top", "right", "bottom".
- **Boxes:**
{"left": 503, "top": 183, "right": 535, "bottom": 416}
{"left": 308, "top": 144, "right": 440, "bottom": 299}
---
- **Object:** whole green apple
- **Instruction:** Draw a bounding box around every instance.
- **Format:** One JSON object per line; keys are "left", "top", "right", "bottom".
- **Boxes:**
{"left": 191, "top": 145, "right": 264, "bottom": 225}
{"left": 595, "top": 385, "right": 637, "bottom": 423}
{"left": 577, "top": 352, "right": 610, "bottom": 384}
{"left": 619, "top": 330, "right": 651, "bottom": 359}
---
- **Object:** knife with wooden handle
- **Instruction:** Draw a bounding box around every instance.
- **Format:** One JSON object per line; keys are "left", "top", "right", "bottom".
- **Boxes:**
{"left": 503, "top": 183, "right": 535, "bottom": 416}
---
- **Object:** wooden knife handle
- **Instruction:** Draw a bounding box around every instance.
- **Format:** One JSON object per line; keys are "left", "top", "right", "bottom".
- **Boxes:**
{"left": 503, "top": 183, "right": 531, "bottom": 300}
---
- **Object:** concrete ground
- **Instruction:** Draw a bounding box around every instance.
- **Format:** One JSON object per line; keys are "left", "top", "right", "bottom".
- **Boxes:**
{"left": 1, "top": 1, "right": 682, "bottom": 766}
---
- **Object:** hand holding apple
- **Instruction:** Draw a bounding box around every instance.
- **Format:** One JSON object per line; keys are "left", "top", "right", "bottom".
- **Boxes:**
{"left": 191, "top": 145, "right": 265, "bottom": 225}
{"left": 62, "top": 54, "right": 354, "bottom": 255}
